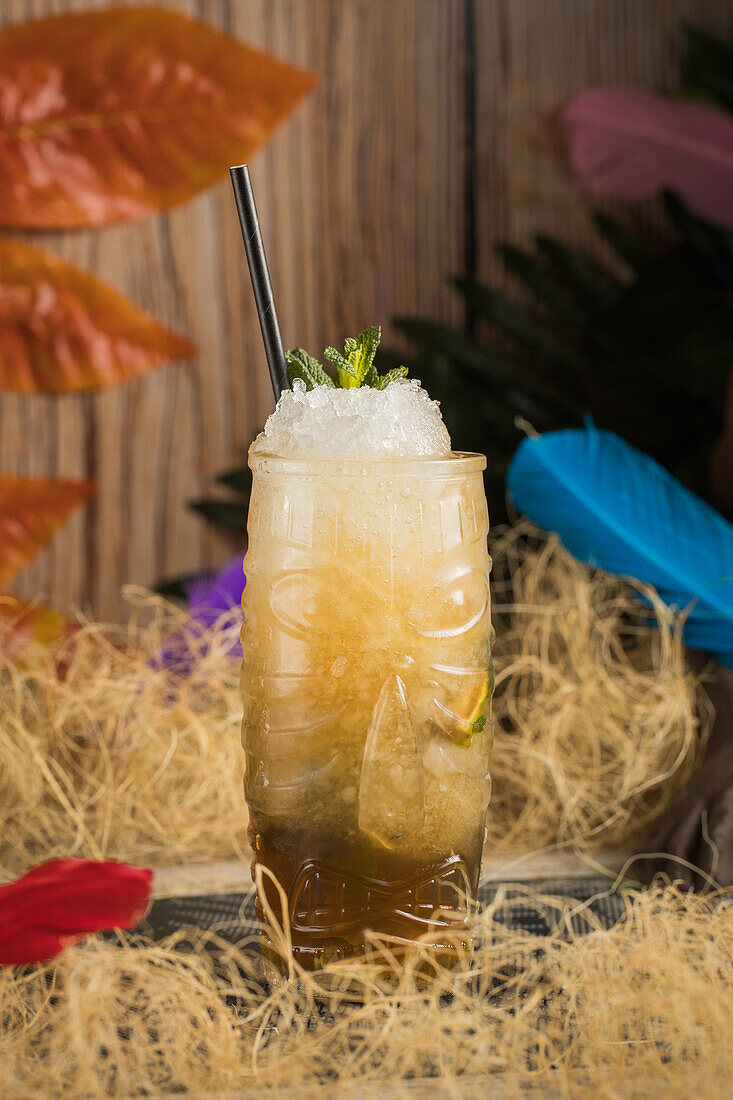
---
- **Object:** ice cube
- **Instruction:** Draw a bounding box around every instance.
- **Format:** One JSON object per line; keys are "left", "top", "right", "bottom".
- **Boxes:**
{"left": 358, "top": 674, "right": 425, "bottom": 848}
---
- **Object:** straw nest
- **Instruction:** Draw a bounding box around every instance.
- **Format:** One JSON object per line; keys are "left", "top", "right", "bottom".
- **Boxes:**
{"left": 2, "top": 883, "right": 732, "bottom": 1097}
{"left": 487, "top": 523, "right": 708, "bottom": 851}
{"left": 0, "top": 523, "right": 725, "bottom": 1097}
{"left": 0, "top": 523, "right": 707, "bottom": 880}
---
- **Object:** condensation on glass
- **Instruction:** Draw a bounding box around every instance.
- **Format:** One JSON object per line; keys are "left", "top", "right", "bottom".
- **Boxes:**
{"left": 241, "top": 452, "right": 494, "bottom": 973}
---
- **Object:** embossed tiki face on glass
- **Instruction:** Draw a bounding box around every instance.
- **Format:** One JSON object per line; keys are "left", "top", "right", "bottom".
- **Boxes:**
{"left": 241, "top": 452, "right": 493, "bottom": 971}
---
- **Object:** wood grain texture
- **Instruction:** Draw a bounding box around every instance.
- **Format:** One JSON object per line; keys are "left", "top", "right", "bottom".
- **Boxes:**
{"left": 150, "top": 847, "right": 631, "bottom": 899}
{"left": 0, "top": 0, "right": 731, "bottom": 619}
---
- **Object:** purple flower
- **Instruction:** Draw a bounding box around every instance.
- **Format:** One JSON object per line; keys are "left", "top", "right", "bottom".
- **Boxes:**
{"left": 187, "top": 556, "right": 246, "bottom": 629}
{"left": 153, "top": 556, "right": 245, "bottom": 674}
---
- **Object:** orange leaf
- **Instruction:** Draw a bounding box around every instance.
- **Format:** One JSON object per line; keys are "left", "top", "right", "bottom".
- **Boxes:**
{"left": 0, "top": 474, "right": 95, "bottom": 587}
{"left": 0, "top": 239, "right": 195, "bottom": 392}
{"left": 0, "top": 8, "right": 316, "bottom": 228}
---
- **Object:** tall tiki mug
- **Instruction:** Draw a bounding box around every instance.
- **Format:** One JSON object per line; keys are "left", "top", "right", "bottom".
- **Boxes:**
{"left": 241, "top": 451, "right": 494, "bottom": 975}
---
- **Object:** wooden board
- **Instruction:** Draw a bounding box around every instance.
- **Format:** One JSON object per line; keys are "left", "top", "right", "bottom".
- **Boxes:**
{"left": 150, "top": 847, "right": 632, "bottom": 898}
{"left": 2, "top": 0, "right": 732, "bottom": 620}
{"left": 158, "top": 1077, "right": 575, "bottom": 1099}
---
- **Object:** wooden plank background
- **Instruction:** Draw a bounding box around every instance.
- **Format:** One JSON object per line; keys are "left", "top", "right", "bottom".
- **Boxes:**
{"left": 2, "top": 0, "right": 732, "bottom": 620}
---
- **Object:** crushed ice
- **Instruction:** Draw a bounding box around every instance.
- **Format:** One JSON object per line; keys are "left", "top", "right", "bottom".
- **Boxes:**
{"left": 251, "top": 379, "right": 452, "bottom": 458}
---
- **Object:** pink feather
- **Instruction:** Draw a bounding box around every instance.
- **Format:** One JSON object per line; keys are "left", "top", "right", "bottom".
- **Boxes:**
{"left": 564, "top": 88, "right": 733, "bottom": 227}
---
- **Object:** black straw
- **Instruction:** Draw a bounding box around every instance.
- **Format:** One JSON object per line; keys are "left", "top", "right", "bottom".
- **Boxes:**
{"left": 229, "top": 164, "right": 289, "bottom": 400}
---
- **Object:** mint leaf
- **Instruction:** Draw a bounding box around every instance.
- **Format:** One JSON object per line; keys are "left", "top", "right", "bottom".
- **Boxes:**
{"left": 326, "top": 326, "right": 382, "bottom": 387}
{"left": 286, "top": 348, "right": 334, "bottom": 389}
{"left": 352, "top": 326, "right": 381, "bottom": 384}
{"left": 324, "top": 346, "right": 359, "bottom": 388}
{"left": 287, "top": 326, "right": 408, "bottom": 389}
{"left": 375, "top": 365, "right": 409, "bottom": 389}
{"left": 364, "top": 362, "right": 380, "bottom": 386}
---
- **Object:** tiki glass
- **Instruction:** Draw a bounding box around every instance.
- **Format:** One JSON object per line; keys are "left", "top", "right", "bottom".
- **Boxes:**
{"left": 241, "top": 452, "right": 494, "bottom": 973}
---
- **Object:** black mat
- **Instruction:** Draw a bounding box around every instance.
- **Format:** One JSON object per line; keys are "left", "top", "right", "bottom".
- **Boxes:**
{"left": 143, "top": 876, "right": 628, "bottom": 946}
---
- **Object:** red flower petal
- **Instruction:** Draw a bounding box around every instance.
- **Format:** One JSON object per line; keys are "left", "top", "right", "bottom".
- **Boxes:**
{"left": 0, "top": 859, "right": 152, "bottom": 966}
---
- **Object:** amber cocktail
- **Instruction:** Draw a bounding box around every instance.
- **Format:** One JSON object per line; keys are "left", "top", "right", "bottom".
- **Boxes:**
{"left": 241, "top": 449, "right": 493, "bottom": 973}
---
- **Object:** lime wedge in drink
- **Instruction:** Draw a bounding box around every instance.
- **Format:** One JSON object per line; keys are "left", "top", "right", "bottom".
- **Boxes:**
{"left": 427, "top": 664, "right": 493, "bottom": 746}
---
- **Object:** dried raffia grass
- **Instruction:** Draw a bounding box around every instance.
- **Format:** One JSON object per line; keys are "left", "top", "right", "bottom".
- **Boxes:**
{"left": 0, "top": 525, "right": 726, "bottom": 1097}
{"left": 0, "top": 525, "right": 708, "bottom": 882}
{"left": 488, "top": 523, "right": 709, "bottom": 851}
{"left": 0, "top": 587, "right": 247, "bottom": 880}
{"left": 1, "top": 882, "right": 732, "bottom": 1098}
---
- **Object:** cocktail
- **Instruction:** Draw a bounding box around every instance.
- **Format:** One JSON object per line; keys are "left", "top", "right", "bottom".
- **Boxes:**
{"left": 241, "top": 332, "right": 494, "bottom": 975}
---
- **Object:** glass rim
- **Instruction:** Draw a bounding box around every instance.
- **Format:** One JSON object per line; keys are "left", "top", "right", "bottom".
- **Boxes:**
{"left": 248, "top": 450, "right": 487, "bottom": 476}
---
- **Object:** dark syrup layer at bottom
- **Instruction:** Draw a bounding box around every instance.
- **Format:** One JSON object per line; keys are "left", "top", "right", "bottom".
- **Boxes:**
{"left": 250, "top": 823, "right": 482, "bottom": 971}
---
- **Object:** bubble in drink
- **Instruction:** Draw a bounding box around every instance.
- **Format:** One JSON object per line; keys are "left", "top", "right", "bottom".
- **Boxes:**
{"left": 242, "top": 376, "right": 493, "bottom": 973}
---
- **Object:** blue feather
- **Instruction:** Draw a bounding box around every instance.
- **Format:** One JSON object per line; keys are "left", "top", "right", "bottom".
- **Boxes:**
{"left": 506, "top": 427, "right": 733, "bottom": 669}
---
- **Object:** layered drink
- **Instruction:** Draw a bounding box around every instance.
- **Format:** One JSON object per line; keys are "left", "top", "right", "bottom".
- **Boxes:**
{"left": 241, "top": 367, "right": 493, "bottom": 973}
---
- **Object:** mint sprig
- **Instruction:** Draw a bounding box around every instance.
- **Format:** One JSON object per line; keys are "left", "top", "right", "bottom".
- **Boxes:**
{"left": 286, "top": 326, "right": 408, "bottom": 390}
{"left": 375, "top": 365, "right": 409, "bottom": 389}
{"left": 285, "top": 347, "right": 335, "bottom": 389}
